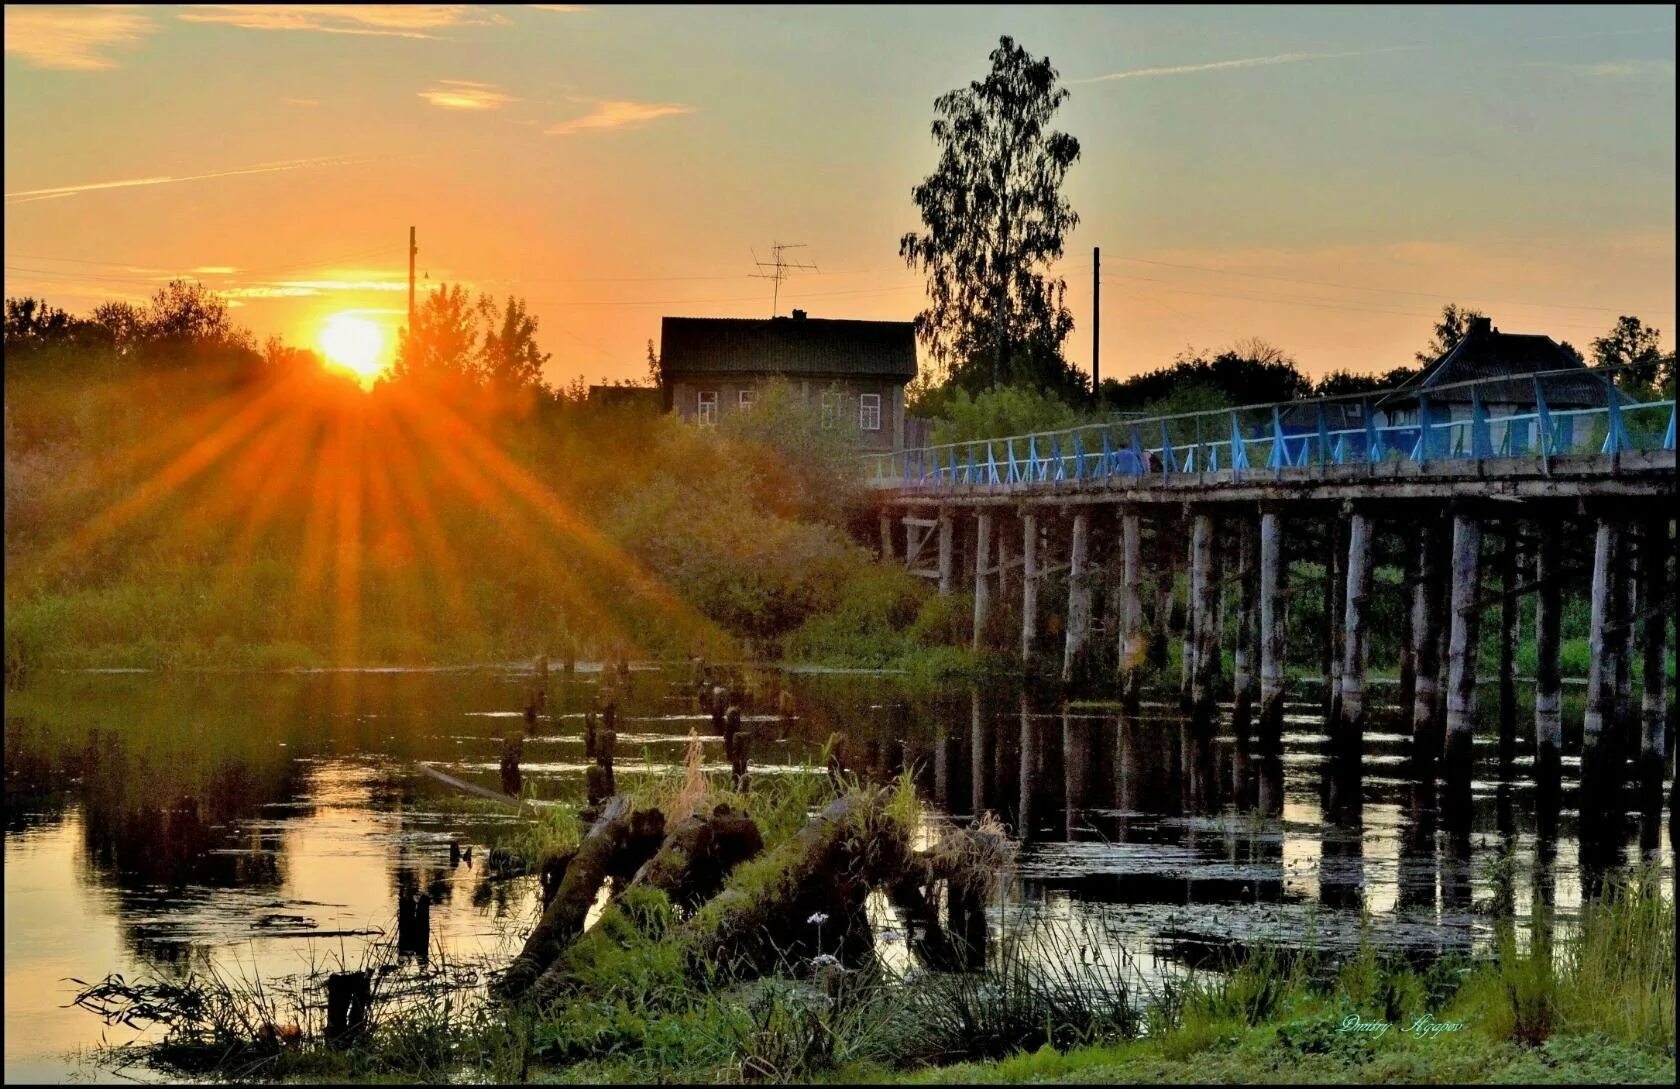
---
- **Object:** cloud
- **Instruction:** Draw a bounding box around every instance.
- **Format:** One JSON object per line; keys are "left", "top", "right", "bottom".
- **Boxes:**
{"left": 529, "top": 4, "right": 589, "bottom": 10}
{"left": 175, "top": 5, "right": 506, "bottom": 40}
{"left": 1537, "top": 59, "right": 1676, "bottom": 78}
{"left": 4, "top": 155, "right": 358, "bottom": 204}
{"left": 546, "top": 99, "right": 695, "bottom": 135}
{"left": 192, "top": 266, "right": 240, "bottom": 275}
{"left": 419, "top": 79, "right": 517, "bottom": 110}
{"left": 4, "top": 5, "right": 158, "bottom": 70}
{"left": 283, "top": 97, "right": 320, "bottom": 107}
{"left": 1079, "top": 46, "right": 1421, "bottom": 83}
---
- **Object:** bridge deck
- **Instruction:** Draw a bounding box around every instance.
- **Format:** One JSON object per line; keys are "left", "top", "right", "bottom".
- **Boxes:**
{"left": 876, "top": 449, "right": 1675, "bottom": 507}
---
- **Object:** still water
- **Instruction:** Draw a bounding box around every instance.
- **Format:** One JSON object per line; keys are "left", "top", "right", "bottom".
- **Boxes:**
{"left": 4, "top": 664, "right": 1671, "bottom": 1081}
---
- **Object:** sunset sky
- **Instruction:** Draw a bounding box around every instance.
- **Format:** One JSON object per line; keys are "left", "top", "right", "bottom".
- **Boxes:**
{"left": 5, "top": 4, "right": 1675, "bottom": 386}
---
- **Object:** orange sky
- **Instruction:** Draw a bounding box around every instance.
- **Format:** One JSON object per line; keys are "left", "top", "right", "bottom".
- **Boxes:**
{"left": 4, "top": 5, "right": 1675, "bottom": 386}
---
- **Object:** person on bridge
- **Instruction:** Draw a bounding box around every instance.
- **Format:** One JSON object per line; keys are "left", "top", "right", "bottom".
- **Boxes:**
{"left": 1114, "top": 443, "right": 1145, "bottom": 476}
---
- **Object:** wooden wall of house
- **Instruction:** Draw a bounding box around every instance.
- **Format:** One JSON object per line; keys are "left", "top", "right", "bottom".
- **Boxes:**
{"left": 668, "top": 373, "right": 906, "bottom": 452}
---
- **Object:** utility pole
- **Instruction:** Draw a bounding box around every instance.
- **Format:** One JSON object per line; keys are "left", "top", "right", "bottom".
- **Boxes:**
{"left": 408, "top": 226, "right": 417, "bottom": 329}
{"left": 749, "top": 242, "right": 817, "bottom": 317}
{"left": 1092, "top": 246, "right": 1101, "bottom": 394}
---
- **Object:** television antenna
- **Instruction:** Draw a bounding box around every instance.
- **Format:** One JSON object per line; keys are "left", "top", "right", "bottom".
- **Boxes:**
{"left": 748, "top": 242, "right": 817, "bottom": 317}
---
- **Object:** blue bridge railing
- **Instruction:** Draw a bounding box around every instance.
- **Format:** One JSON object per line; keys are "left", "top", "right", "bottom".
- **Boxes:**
{"left": 864, "top": 366, "right": 1677, "bottom": 490}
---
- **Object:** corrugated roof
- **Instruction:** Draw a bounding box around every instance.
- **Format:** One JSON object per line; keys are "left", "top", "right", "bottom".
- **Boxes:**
{"left": 660, "top": 315, "right": 918, "bottom": 380}
{"left": 1378, "top": 323, "right": 1617, "bottom": 409}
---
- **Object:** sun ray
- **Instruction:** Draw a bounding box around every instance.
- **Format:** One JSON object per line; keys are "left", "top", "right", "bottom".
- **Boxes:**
{"left": 331, "top": 403, "right": 366, "bottom": 664}
{"left": 374, "top": 409, "right": 476, "bottom": 629}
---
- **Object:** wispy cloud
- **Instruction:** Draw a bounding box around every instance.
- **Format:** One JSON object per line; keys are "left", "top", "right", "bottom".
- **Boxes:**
{"left": 176, "top": 5, "right": 506, "bottom": 40}
{"left": 4, "top": 5, "right": 158, "bottom": 70}
{"left": 1079, "top": 46, "right": 1422, "bottom": 83}
{"left": 1530, "top": 58, "right": 1676, "bottom": 78}
{"left": 282, "top": 97, "right": 320, "bottom": 107}
{"left": 529, "top": 4, "right": 589, "bottom": 11}
{"left": 420, "top": 80, "right": 518, "bottom": 110}
{"left": 5, "top": 155, "right": 358, "bottom": 204}
{"left": 192, "top": 266, "right": 240, "bottom": 275}
{"left": 546, "top": 99, "right": 695, "bottom": 136}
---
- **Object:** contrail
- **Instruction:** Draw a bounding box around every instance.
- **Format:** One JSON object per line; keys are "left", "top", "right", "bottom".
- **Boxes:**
{"left": 1078, "top": 46, "right": 1423, "bottom": 83}
{"left": 5, "top": 155, "right": 361, "bottom": 204}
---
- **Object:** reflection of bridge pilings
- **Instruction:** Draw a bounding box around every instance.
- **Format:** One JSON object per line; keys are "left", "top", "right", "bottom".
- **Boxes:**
{"left": 1017, "top": 695, "right": 1037, "bottom": 840}
{"left": 1318, "top": 791, "right": 1364, "bottom": 913}
{"left": 1063, "top": 705, "right": 1091, "bottom": 839}
{"left": 1396, "top": 779, "right": 1438, "bottom": 916}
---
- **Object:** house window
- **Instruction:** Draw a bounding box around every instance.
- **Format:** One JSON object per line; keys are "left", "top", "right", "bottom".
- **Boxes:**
{"left": 820, "top": 391, "right": 838, "bottom": 429}
{"left": 859, "top": 392, "right": 882, "bottom": 432}
{"left": 697, "top": 390, "right": 718, "bottom": 426}
{"left": 738, "top": 389, "right": 756, "bottom": 411}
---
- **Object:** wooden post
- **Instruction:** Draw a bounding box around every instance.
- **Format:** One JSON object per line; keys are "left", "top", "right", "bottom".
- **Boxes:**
{"left": 1324, "top": 518, "right": 1347, "bottom": 729}
{"left": 1582, "top": 519, "right": 1619, "bottom": 818}
{"left": 1398, "top": 533, "right": 1418, "bottom": 716}
{"left": 996, "top": 517, "right": 1013, "bottom": 602}
{"left": 1187, "top": 511, "right": 1219, "bottom": 812}
{"left": 1017, "top": 694, "right": 1037, "bottom": 839}
{"left": 1639, "top": 515, "right": 1668, "bottom": 810}
{"left": 1257, "top": 509, "right": 1287, "bottom": 815}
{"left": 1232, "top": 516, "right": 1260, "bottom": 807}
{"left": 1181, "top": 525, "right": 1197, "bottom": 707}
{"left": 879, "top": 512, "right": 894, "bottom": 562}
{"left": 1410, "top": 521, "right": 1444, "bottom": 772}
{"left": 1021, "top": 512, "right": 1039, "bottom": 660}
{"left": 1498, "top": 525, "right": 1519, "bottom": 766}
{"left": 1118, "top": 509, "right": 1144, "bottom": 709}
{"left": 1443, "top": 511, "right": 1483, "bottom": 813}
{"left": 972, "top": 512, "right": 993, "bottom": 651}
{"left": 1613, "top": 522, "right": 1640, "bottom": 790}
{"left": 970, "top": 688, "right": 986, "bottom": 818}
{"left": 1336, "top": 512, "right": 1374, "bottom": 758}
{"left": 325, "top": 971, "right": 372, "bottom": 1044}
{"left": 1062, "top": 509, "right": 1092, "bottom": 684}
{"left": 937, "top": 508, "right": 954, "bottom": 595}
{"left": 1534, "top": 528, "right": 1563, "bottom": 803}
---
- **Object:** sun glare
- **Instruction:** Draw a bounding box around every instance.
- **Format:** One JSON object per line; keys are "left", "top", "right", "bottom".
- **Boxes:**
{"left": 318, "top": 313, "right": 387, "bottom": 380}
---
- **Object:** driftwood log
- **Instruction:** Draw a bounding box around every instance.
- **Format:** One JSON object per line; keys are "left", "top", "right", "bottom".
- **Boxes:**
{"left": 628, "top": 803, "right": 764, "bottom": 911}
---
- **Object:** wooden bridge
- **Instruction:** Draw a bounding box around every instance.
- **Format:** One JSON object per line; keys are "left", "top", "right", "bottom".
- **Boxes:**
{"left": 864, "top": 369, "right": 1677, "bottom": 823}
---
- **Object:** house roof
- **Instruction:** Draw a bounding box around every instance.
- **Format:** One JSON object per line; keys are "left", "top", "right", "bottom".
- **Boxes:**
{"left": 659, "top": 315, "right": 918, "bottom": 381}
{"left": 1377, "top": 319, "right": 1617, "bottom": 410}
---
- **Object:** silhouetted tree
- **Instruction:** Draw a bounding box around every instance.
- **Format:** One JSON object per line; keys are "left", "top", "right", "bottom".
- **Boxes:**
{"left": 900, "top": 35, "right": 1082, "bottom": 395}
{"left": 1414, "top": 302, "right": 1486, "bottom": 365}
{"left": 1316, "top": 365, "right": 1418, "bottom": 398}
{"left": 392, "top": 284, "right": 480, "bottom": 387}
{"left": 1099, "top": 341, "right": 1312, "bottom": 410}
{"left": 478, "top": 295, "right": 551, "bottom": 393}
{"left": 1590, "top": 315, "right": 1664, "bottom": 387}
{"left": 645, "top": 339, "right": 662, "bottom": 388}
{"left": 144, "top": 280, "right": 244, "bottom": 348}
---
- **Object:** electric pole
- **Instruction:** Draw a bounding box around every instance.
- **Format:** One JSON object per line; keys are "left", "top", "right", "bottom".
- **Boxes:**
{"left": 749, "top": 242, "right": 817, "bottom": 317}
{"left": 408, "top": 226, "right": 417, "bottom": 329}
{"left": 1092, "top": 246, "right": 1100, "bottom": 395}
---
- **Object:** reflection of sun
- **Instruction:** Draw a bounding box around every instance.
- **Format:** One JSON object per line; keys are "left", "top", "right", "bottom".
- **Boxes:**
{"left": 318, "top": 314, "right": 386, "bottom": 380}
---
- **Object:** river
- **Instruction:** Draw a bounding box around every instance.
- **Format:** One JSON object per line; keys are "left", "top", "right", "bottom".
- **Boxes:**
{"left": 3, "top": 664, "right": 1671, "bottom": 1081}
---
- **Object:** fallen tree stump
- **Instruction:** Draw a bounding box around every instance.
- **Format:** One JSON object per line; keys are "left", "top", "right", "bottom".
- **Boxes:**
{"left": 494, "top": 795, "right": 665, "bottom": 1000}
{"left": 628, "top": 803, "right": 764, "bottom": 912}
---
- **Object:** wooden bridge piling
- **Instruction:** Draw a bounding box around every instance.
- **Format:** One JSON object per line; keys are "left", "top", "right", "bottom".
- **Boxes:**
{"left": 1118, "top": 508, "right": 1144, "bottom": 710}
{"left": 1021, "top": 512, "right": 1040, "bottom": 660}
{"left": 1534, "top": 529, "right": 1564, "bottom": 803}
{"left": 1062, "top": 509, "right": 1093, "bottom": 684}
{"left": 937, "top": 508, "right": 954, "bottom": 595}
{"left": 972, "top": 511, "right": 993, "bottom": 651}
{"left": 1232, "top": 516, "right": 1259, "bottom": 807}
{"left": 1257, "top": 508, "right": 1287, "bottom": 815}
{"left": 1324, "top": 517, "right": 1348, "bottom": 730}
{"left": 1410, "top": 519, "right": 1444, "bottom": 775}
{"left": 1498, "top": 525, "right": 1520, "bottom": 766}
{"left": 1639, "top": 515, "right": 1670, "bottom": 811}
{"left": 1443, "top": 511, "right": 1483, "bottom": 813}
{"left": 1334, "top": 510, "right": 1374, "bottom": 777}
{"left": 1583, "top": 518, "right": 1619, "bottom": 818}
{"left": 1187, "top": 511, "right": 1220, "bottom": 812}
{"left": 879, "top": 514, "right": 894, "bottom": 562}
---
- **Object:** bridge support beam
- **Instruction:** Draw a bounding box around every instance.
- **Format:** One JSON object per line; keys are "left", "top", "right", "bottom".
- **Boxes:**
{"left": 1411, "top": 519, "right": 1445, "bottom": 775}
{"left": 972, "top": 512, "right": 992, "bottom": 651}
{"left": 1582, "top": 518, "right": 1619, "bottom": 822}
{"left": 1443, "top": 511, "right": 1483, "bottom": 816}
{"left": 879, "top": 514, "right": 894, "bottom": 562}
{"left": 1330, "top": 510, "right": 1370, "bottom": 783}
{"left": 1614, "top": 522, "right": 1639, "bottom": 798}
{"left": 1062, "top": 509, "right": 1092, "bottom": 684}
{"left": 1187, "top": 511, "right": 1220, "bottom": 812}
{"left": 1639, "top": 514, "right": 1669, "bottom": 810}
{"left": 1324, "top": 518, "right": 1347, "bottom": 729}
{"left": 1498, "top": 524, "right": 1519, "bottom": 767}
{"left": 1021, "top": 512, "right": 1039, "bottom": 660}
{"left": 1534, "top": 528, "right": 1563, "bottom": 807}
{"left": 1118, "top": 508, "right": 1144, "bottom": 711}
{"left": 1180, "top": 525, "right": 1196, "bottom": 708}
{"left": 1232, "top": 515, "right": 1259, "bottom": 808}
{"left": 937, "top": 509, "right": 954, "bottom": 595}
{"left": 1257, "top": 508, "right": 1286, "bottom": 815}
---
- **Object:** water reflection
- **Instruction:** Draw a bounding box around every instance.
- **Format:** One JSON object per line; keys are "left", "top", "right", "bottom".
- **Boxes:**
{"left": 2, "top": 665, "right": 1672, "bottom": 1080}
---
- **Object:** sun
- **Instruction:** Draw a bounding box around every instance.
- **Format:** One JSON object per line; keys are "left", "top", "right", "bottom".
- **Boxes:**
{"left": 318, "top": 313, "right": 387, "bottom": 380}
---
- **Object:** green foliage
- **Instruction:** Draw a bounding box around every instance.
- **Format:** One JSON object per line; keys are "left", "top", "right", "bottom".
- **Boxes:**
{"left": 900, "top": 35, "right": 1083, "bottom": 396}
{"left": 930, "top": 386, "right": 1083, "bottom": 446}
{"left": 1416, "top": 302, "right": 1487, "bottom": 366}
{"left": 1590, "top": 314, "right": 1666, "bottom": 389}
